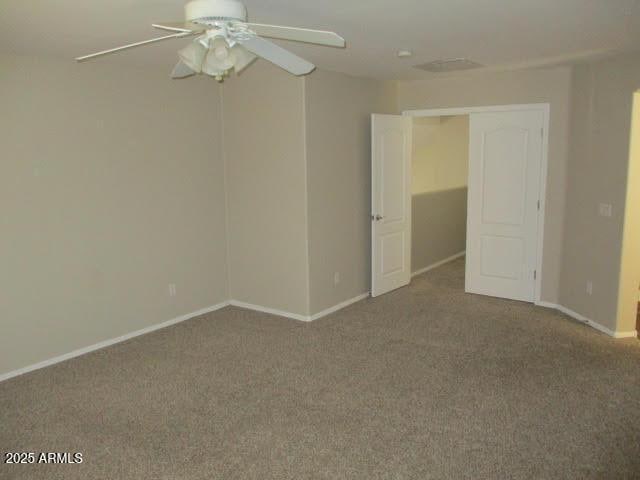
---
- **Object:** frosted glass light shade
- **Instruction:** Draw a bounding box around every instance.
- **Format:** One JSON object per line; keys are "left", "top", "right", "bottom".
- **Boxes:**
{"left": 171, "top": 60, "right": 196, "bottom": 79}
{"left": 202, "top": 38, "right": 235, "bottom": 76}
{"left": 178, "top": 37, "right": 258, "bottom": 80}
{"left": 178, "top": 42, "right": 208, "bottom": 73}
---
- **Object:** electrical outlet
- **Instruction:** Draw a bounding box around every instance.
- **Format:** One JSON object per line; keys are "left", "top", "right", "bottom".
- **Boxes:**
{"left": 598, "top": 203, "right": 612, "bottom": 217}
{"left": 334, "top": 272, "right": 341, "bottom": 286}
{"left": 168, "top": 284, "right": 177, "bottom": 297}
{"left": 586, "top": 281, "right": 593, "bottom": 296}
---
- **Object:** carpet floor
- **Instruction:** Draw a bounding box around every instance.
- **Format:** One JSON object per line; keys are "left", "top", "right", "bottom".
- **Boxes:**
{"left": 2, "top": 258, "right": 640, "bottom": 479}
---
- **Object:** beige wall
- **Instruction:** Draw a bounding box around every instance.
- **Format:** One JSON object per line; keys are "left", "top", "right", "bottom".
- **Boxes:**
{"left": 0, "top": 54, "right": 228, "bottom": 376}
{"left": 1, "top": 59, "right": 393, "bottom": 376}
{"left": 412, "top": 116, "right": 469, "bottom": 194}
{"left": 411, "top": 116, "right": 468, "bottom": 273}
{"left": 223, "top": 62, "right": 310, "bottom": 316}
{"left": 0, "top": 58, "right": 391, "bottom": 376}
{"left": 397, "top": 67, "right": 572, "bottom": 304}
{"left": 412, "top": 189, "right": 467, "bottom": 273}
{"left": 562, "top": 53, "right": 640, "bottom": 333}
{"left": 223, "top": 65, "right": 397, "bottom": 318}
{"left": 304, "top": 69, "right": 396, "bottom": 315}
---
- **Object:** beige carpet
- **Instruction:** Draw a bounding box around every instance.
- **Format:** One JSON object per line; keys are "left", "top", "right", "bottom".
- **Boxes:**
{"left": 2, "top": 258, "right": 640, "bottom": 479}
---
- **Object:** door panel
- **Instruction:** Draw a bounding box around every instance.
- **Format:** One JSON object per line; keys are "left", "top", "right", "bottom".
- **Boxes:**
{"left": 481, "top": 127, "right": 528, "bottom": 225}
{"left": 382, "top": 130, "right": 406, "bottom": 222}
{"left": 381, "top": 231, "right": 405, "bottom": 276}
{"left": 480, "top": 235, "right": 524, "bottom": 279}
{"left": 372, "top": 114, "right": 412, "bottom": 297}
{"left": 466, "top": 110, "right": 544, "bottom": 302}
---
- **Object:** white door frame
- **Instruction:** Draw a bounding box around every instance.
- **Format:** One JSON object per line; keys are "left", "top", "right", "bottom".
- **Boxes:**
{"left": 402, "top": 104, "right": 550, "bottom": 304}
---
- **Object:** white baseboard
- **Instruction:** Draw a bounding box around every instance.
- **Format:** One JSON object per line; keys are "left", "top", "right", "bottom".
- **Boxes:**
{"left": 412, "top": 251, "right": 466, "bottom": 278}
{"left": 536, "top": 301, "right": 638, "bottom": 339}
{"left": 4, "top": 293, "right": 635, "bottom": 384}
{"left": 1, "top": 293, "right": 376, "bottom": 383}
{"left": 0, "top": 302, "right": 230, "bottom": 384}
{"left": 309, "top": 293, "right": 370, "bottom": 321}
{"left": 228, "top": 300, "right": 311, "bottom": 322}
{"left": 229, "top": 293, "right": 370, "bottom": 323}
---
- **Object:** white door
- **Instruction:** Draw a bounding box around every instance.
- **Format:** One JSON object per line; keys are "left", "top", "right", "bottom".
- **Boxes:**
{"left": 371, "top": 114, "right": 412, "bottom": 297}
{"left": 466, "top": 109, "right": 544, "bottom": 302}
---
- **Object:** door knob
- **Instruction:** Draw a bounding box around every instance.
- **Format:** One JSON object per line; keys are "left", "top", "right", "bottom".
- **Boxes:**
{"left": 371, "top": 214, "right": 384, "bottom": 221}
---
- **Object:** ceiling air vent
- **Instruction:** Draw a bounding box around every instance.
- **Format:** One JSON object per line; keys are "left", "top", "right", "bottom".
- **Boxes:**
{"left": 415, "top": 58, "right": 483, "bottom": 73}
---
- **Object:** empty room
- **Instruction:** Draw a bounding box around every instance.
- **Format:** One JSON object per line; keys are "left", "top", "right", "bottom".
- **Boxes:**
{"left": 1, "top": 1, "right": 640, "bottom": 478}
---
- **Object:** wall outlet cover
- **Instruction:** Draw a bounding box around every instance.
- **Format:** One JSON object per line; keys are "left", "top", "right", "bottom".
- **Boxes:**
{"left": 598, "top": 203, "right": 613, "bottom": 217}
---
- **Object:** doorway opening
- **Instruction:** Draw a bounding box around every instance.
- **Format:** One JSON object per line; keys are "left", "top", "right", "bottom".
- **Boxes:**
{"left": 371, "top": 104, "right": 550, "bottom": 304}
{"left": 410, "top": 115, "right": 469, "bottom": 278}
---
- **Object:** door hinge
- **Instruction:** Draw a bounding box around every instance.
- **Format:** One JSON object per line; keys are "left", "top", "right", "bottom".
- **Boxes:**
{"left": 541, "top": 128, "right": 544, "bottom": 139}
{"left": 537, "top": 200, "right": 541, "bottom": 211}
{"left": 534, "top": 270, "right": 537, "bottom": 280}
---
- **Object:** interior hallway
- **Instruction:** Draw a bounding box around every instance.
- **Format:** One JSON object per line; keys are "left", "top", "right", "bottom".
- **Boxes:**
{"left": 1, "top": 258, "right": 639, "bottom": 479}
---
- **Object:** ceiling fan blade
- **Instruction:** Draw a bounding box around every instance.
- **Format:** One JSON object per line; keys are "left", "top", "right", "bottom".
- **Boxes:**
{"left": 153, "top": 21, "right": 208, "bottom": 33}
{"left": 246, "top": 23, "right": 345, "bottom": 48}
{"left": 171, "top": 60, "right": 196, "bottom": 79}
{"left": 241, "top": 36, "right": 315, "bottom": 75}
{"left": 75, "top": 32, "right": 194, "bottom": 62}
{"left": 232, "top": 45, "right": 257, "bottom": 74}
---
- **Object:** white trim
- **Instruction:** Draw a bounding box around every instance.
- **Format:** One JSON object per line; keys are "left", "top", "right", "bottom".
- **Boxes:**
{"left": 1, "top": 294, "right": 377, "bottom": 382}
{"left": 1, "top": 292, "right": 378, "bottom": 383}
{"left": 228, "top": 300, "right": 312, "bottom": 322}
{"left": 309, "top": 293, "right": 370, "bottom": 321}
{"left": 230, "top": 293, "right": 370, "bottom": 323}
{"left": 536, "top": 301, "right": 638, "bottom": 339}
{"left": 5, "top": 294, "right": 634, "bottom": 384}
{"left": 0, "top": 302, "right": 230, "bottom": 383}
{"left": 534, "top": 105, "right": 551, "bottom": 305}
{"left": 412, "top": 251, "right": 466, "bottom": 278}
{"left": 403, "top": 103, "right": 551, "bottom": 118}
{"left": 404, "top": 103, "right": 550, "bottom": 305}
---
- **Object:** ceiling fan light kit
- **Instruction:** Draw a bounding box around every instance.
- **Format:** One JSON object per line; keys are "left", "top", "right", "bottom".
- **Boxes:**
{"left": 75, "top": 0, "right": 345, "bottom": 83}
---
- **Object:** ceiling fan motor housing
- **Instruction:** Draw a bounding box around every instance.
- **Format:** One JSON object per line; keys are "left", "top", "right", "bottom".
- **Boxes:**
{"left": 185, "top": 0, "right": 248, "bottom": 23}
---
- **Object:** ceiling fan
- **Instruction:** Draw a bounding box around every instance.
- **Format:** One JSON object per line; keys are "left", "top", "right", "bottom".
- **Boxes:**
{"left": 76, "top": 0, "right": 346, "bottom": 82}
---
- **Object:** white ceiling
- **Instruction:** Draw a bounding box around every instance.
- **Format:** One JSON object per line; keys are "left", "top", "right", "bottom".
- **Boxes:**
{"left": 2, "top": 0, "right": 639, "bottom": 80}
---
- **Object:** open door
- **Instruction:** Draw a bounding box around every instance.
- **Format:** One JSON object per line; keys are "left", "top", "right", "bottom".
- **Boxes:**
{"left": 466, "top": 109, "right": 545, "bottom": 302}
{"left": 371, "top": 114, "right": 412, "bottom": 297}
